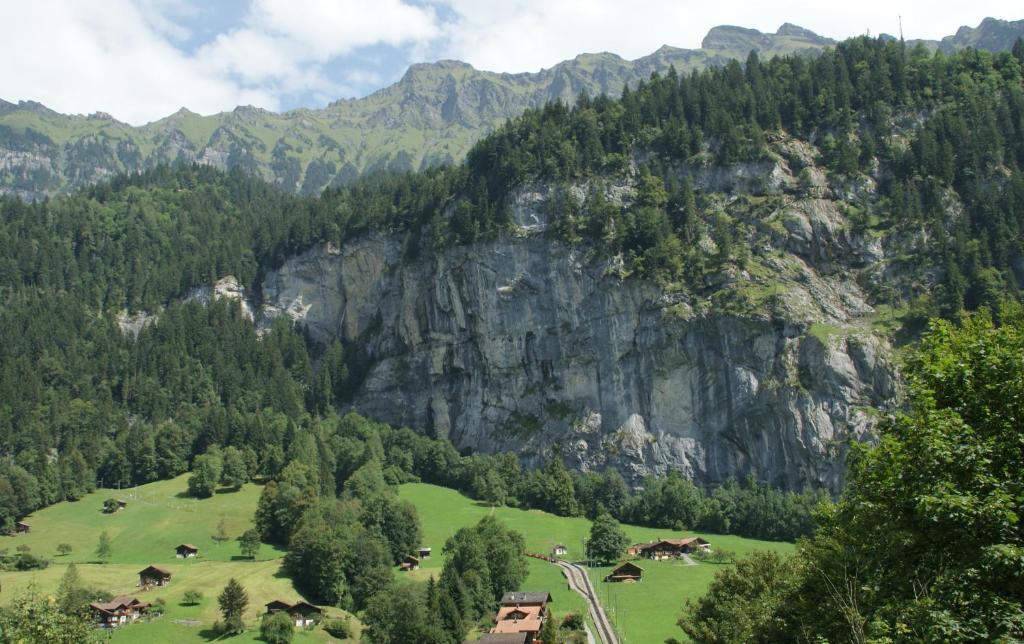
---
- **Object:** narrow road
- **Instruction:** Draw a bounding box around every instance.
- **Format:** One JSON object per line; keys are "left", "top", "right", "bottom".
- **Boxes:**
{"left": 555, "top": 559, "right": 620, "bottom": 644}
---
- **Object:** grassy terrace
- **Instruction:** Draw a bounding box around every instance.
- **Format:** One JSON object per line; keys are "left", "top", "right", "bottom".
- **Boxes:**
{"left": 0, "top": 475, "right": 351, "bottom": 643}
{"left": 398, "top": 483, "right": 795, "bottom": 643}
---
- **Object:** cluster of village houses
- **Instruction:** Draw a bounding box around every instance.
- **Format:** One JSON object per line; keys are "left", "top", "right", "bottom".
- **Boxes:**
{"left": 463, "top": 535, "right": 711, "bottom": 643}
{"left": 88, "top": 542, "right": 444, "bottom": 629}
{"left": 87, "top": 543, "right": 325, "bottom": 629}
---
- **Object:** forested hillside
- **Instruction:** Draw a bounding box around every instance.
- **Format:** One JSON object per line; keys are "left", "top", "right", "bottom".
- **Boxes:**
{"left": 1, "top": 36, "right": 1023, "bottom": 527}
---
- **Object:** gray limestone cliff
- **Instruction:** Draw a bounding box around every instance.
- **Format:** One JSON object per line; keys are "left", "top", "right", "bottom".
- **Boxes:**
{"left": 255, "top": 174, "right": 897, "bottom": 492}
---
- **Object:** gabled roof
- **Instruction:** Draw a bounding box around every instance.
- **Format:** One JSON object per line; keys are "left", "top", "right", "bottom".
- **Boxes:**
{"left": 612, "top": 561, "right": 644, "bottom": 572}
{"left": 266, "top": 599, "right": 321, "bottom": 613}
{"left": 404, "top": 554, "right": 420, "bottom": 563}
{"left": 641, "top": 537, "right": 707, "bottom": 550}
{"left": 176, "top": 543, "right": 199, "bottom": 550}
{"left": 139, "top": 565, "right": 172, "bottom": 576}
{"left": 91, "top": 596, "right": 148, "bottom": 612}
{"left": 499, "top": 591, "right": 551, "bottom": 606}
{"left": 289, "top": 601, "right": 322, "bottom": 614}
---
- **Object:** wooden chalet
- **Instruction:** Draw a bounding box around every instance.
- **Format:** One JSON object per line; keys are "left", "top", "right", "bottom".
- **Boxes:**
{"left": 138, "top": 565, "right": 172, "bottom": 588}
{"left": 638, "top": 537, "right": 710, "bottom": 560}
{"left": 175, "top": 543, "right": 199, "bottom": 558}
{"left": 417, "top": 546, "right": 432, "bottom": 558}
{"left": 490, "top": 591, "right": 551, "bottom": 642}
{"left": 90, "top": 596, "right": 149, "bottom": 627}
{"left": 552, "top": 544, "right": 567, "bottom": 556}
{"left": 605, "top": 561, "right": 644, "bottom": 583}
{"left": 14, "top": 521, "right": 30, "bottom": 534}
{"left": 117, "top": 499, "right": 128, "bottom": 509}
{"left": 265, "top": 600, "right": 323, "bottom": 627}
{"left": 399, "top": 554, "right": 420, "bottom": 571}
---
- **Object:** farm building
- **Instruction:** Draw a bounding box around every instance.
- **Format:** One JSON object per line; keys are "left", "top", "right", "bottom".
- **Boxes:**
{"left": 265, "top": 600, "right": 323, "bottom": 627}
{"left": 400, "top": 554, "right": 420, "bottom": 571}
{"left": 175, "top": 543, "right": 199, "bottom": 558}
{"left": 606, "top": 561, "right": 644, "bottom": 583}
{"left": 138, "top": 565, "right": 172, "bottom": 587}
{"left": 637, "top": 537, "right": 710, "bottom": 559}
{"left": 418, "top": 547, "right": 432, "bottom": 558}
{"left": 14, "top": 521, "right": 30, "bottom": 534}
{"left": 552, "top": 544, "right": 567, "bottom": 556}
{"left": 90, "top": 596, "right": 149, "bottom": 627}
{"left": 626, "top": 542, "right": 648, "bottom": 556}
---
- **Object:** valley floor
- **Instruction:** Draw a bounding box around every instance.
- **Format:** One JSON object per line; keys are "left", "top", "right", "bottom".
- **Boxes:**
{"left": 1, "top": 476, "right": 793, "bottom": 643}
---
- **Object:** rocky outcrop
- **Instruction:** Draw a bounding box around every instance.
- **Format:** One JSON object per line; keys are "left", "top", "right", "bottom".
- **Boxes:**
{"left": 256, "top": 220, "right": 895, "bottom": 492}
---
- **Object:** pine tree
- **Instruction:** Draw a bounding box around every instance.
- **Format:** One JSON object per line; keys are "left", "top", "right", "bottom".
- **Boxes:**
{"left": 218, "top": 578, "right": 249, "bottom": 635}
{"left": 95, "top": 531, "right": 112, "bottom": 563}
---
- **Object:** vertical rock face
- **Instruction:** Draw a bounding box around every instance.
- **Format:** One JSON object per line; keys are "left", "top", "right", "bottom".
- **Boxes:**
{"left": 259, "top": 232, "right": 895, "bottom": 492}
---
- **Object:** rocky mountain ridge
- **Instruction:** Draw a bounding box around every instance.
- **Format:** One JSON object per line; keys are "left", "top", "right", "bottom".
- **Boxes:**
{"left": 2, "top": 17, "right": 1021, "bottom": 201}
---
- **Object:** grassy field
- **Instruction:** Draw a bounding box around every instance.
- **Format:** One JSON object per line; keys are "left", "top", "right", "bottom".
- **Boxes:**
{"left": 1, "top": 476, "right": 795, "bottom": 643}
{"left": 399, "top": 483, "right": 795, "bottom": 644}
{"left": 0, "top": 475, "right": 353, "bottom": 642}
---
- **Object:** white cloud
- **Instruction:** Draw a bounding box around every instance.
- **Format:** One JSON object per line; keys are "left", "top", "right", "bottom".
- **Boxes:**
{"left": 0, "top": 0, "right": 276, "bottom": 124}
{"left": 196, "top": 0, "right": 439, "bottom": 92}
{"left": 0, "top": 0, "right": 1019, "bottom": 124}
{"left": 431, "top": 0, "right": 1023, "bottom": 73}
{"left": 0, "top": 0, "right": 440, "bottom": 125}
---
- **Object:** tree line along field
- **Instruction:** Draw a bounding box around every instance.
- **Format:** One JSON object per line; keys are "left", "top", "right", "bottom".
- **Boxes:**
{"left": 0, "top": 473, "right": 794, "bottom": 643}
{"left": 397, "top": 483, "right": 794, "bottom": 643}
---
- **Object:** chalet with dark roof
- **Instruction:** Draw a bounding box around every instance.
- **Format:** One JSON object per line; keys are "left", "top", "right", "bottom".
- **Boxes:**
{"left": 399, "top": 554, "right": 420, "bottom": 571}
{"left": 606, "top": 561, "right": 644, "bottom": 583}
{"left": 138, "top": 565, "right": 172, "bottom": 587}
{"left": 175, "top": 543, "right": 199, "bottom": 558}
{"left": 265, "top": 600, "right": 323, "bottom": 627}
{"left": 14, "top": 521, "right": 30, "bottom": 534}
{"left": 90, "top": 596, "right": 149, "bottom": 627}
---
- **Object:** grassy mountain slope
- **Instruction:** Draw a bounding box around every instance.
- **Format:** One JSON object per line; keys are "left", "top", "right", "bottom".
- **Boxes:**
{"left": 5, "top": 19, "right": 1017, "bottom": 201}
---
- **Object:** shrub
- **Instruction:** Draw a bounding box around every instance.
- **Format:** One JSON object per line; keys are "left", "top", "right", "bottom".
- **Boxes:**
{"left": 323, "top": 617, "right": 351, "bottom": 638}
{"left": 260, "top": 611, "right": 294, "bottom": 644}
{"left": 181, "top": 590, "right": 203, "bottom": 606}
{"left": 561, "top": 612, "right": 584, "bottom": 631}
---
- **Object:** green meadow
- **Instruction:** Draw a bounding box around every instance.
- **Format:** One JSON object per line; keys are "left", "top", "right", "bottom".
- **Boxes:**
{"left": 398, "top": 482, "right": 795, "bottom": 644}
{"left": 0, "top": 475, "right": 353, "bottom": 642}
{"left": 0, "top": 476, "right": 794, "bottom": 643}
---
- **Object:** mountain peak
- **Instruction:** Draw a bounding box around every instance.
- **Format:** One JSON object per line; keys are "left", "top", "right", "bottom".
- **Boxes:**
{"left": 776, "top": 23, "right": 834, "bottom": 44}
{"left": 701, "top": 25, "right": 771, "bottom": 50}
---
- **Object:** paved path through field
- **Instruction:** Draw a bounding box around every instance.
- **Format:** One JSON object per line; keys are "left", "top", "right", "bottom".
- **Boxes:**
{"left": 554, "top": 559, "right": 620, "bottom": 644}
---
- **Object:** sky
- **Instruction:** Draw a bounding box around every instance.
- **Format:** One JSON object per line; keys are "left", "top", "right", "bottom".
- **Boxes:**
{"left": 0, "top": 0, "right": 1019, "bottom": 125}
